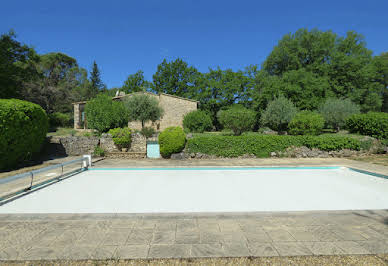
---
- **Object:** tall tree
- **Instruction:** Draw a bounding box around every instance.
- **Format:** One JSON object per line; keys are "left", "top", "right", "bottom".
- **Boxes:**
{"left": 260, "top": 29, "right": 382, "bottom": 112}
{"left": 0, "top": 31, "right": 39, "bottom": 98}
{"left": 89, "top": 61, "right": 105, "bottom": 97}
{"left": 152, "top": 58, "right": 199, "bottom": 97}
{"left": 22, "top": 53, "right": 89, "bottom": 113}
{"left": 373, "top": 52, "right": 388, "bottom": 112}
{"left": 122, "top": 70, "right": 151, "bottom": 94}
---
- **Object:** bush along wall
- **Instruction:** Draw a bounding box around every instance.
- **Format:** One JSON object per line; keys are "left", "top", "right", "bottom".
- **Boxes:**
{"left": 346, "top": 112, "right": 388, "bottom": 140}
{"left": 187, "top": 135, "right": 361, "bottom": 158}
{"left": 0, "top": 99, "right": 49, "bottom": 170}
{"left": 158, "top": 127, "right": 186, "bottom": 158}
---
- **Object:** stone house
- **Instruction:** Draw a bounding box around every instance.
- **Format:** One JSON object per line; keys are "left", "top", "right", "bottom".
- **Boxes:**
{"left": 73, "top": 92, "right": 198, "bottom": 131}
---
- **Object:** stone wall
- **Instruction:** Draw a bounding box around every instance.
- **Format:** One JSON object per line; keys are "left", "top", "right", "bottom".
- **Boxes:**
{"left": 48, "top": 133, "right": 147, "bottom": 156}
{"left": 49, "top": 136, "right": 99, "bottom": 156}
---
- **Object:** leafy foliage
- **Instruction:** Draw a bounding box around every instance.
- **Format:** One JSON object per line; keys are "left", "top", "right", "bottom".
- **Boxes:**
{"left": 158, "top": 127, "right": 186, "bottom": 158}
{"left": 122, "top": 70, "right": 151, "bottom": 93}
{"left": 140, "top": 126, "right": 156, "bottom": 138}
{"left": 217, "top": 106, "right": 256, "bottom": 135}
{"left": 255, "top": 29, "right": 384, "bottom": 112}
{"left": 153, "top": 58, "right": 199, "bottom": 97}
{"left": 288, "top": 111, "right": 324, "bottom": 135}
{"left": 49, "top": 112, "right": 72, "bottom": 128}
{"left": 108, "top": 127, "right": 132, "bottom": 149}
{"left": 93, "top": 146, "right": 105, "bottom": 157}
{"left": 318, "top": 98, "right": 360, "bottom": 131}
{"left": 0, "top": 99, "right": 48, "bottom": 170}
{"left": 346, "top": 112, "right": 388, "bottom": 139}
{"left": 260, "top": 96, "right": 297, "bottom": 133}
{"left": 187, "top": 135, "right": 361, "bottom": 158}
{"left": 124, "top": 93, "right": 164, "bottom": 129}
{"left": 0, "top": 31, "right": 40, "bottom": 99}
{"left": 183, "top": 110, "right": 213, "bottom": 133}
{"left": 84, "top": 94, "right": 127, "bottom": 133}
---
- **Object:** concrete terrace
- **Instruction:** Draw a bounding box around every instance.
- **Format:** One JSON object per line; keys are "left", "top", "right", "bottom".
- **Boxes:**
{"left": 0, "top": 158, "right": 387, "bottom": 261}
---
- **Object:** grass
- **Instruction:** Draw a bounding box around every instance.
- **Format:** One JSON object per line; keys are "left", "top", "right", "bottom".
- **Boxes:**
{"left": 47, "top": 127, "right": 95, "bottom": 137}
{"left": 351, "top": 154, "right": 388, "bottom": 166}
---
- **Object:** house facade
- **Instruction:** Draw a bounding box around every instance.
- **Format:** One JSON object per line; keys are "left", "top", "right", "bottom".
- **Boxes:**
{"left": 72, "top": 92, "right": 198, "bottom": 131}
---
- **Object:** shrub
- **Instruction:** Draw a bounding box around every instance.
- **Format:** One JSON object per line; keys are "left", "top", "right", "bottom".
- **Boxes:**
{"left": 49, "top": 112, "right": 72, "bottom": 128}
{"left": 183, "top": 110, "right": 213, "bottom": 133}
{"left": 93, "top": 146, "right": 105, "bottom": 157}
{"left": 108, "top": 127, "right": 132, "bottom": 149}
{"left": 187, "top": 135, "right": 360, "bottom": 158}
{"left": 346, "top": 112, "right": 388, "bottom": 139}
{"left": 124, "top": 94, "right": 163, "bottom": 128}
{"left": 158, "top": 127, "right": 186, "bottom": 158}
{"left": 261, "top": 95, "right": 297, "bottom": 133}
{"left": 319, "top": 98, "right": 360, "bottom": 131}
{"left": 85, "top": 94, "right": 127, "bottom": 133}
{"left": 217, "top": 106, "right": 256, "bottom": 136}
{"left": 0, "top": 99, "right": 48, "bottom": 170}
{"left": 140, "top": 126, "right": 156, "bottom": 138}
{"left": 288, "top": 111, "right": 324, "bottom": 135}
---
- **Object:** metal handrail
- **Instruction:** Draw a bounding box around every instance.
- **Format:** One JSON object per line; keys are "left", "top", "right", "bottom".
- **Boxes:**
{"left": 0, "top": 157, "right": 88, "bottom": 185}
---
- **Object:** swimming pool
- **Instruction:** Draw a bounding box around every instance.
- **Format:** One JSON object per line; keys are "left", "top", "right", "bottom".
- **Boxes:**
{"left": 0, "top": 167, "right": 387, "bottom": 213}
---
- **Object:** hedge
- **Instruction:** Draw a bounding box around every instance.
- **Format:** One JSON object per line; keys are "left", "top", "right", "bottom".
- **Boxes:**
{"left": 49, "top": 112, "right": 72, "bottom": 128}
{"left": 187, "top": 135, "right": 361, "bottom": 158}
{"left": 288, "top": 111, "right": 324, "bottom": 135}
{"left": 0, "top": 99, "right": 48, "bottom": 170}
{"left": 346, "top": 112, "right": 388, "bottom": 140}
{"left": 108, "top": 127, "right": 132, "bottom": 150}
{"left": 183, "top": 110, "right": 213, "bottom": 133}
{"left": 158, "top": 127, "right": 186, "bottom": 158}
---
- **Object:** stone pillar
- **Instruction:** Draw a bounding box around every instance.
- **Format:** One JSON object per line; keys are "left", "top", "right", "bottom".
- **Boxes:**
{"left": 73, "top": 104, "right": 81, "bottom": 129}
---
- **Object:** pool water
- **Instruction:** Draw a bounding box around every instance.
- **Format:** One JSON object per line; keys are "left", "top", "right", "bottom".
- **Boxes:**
{"left": 1, "top": 167, "right": 387, "bottom": 213}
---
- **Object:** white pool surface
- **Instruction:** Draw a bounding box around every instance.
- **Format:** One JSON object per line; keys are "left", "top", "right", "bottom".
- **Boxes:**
{"left": 1, "top": 167, "right": 388, "bottom": 213}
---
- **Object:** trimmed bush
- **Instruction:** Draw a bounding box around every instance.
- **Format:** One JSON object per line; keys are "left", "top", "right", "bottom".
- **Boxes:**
{"left": 49, "top": 112, "right": 72, "bottom": 128}
{"left": 261, "top": 96, "right": 297, "bottom": 133}
{"left": 158, "top": 127, "right": 186, "bottom": 158}
{"left": 108, "top": 127, "right": 132, "bottom": 149}
{"left": 217, "top": 106, "right": 256, "bottom": 136}
{"left": 85, "top": 94, "right": 127, "bottom": 133}
{"left": 187, "top": 135, "right": 360, "bottom": 158}
{"left": 319, "top": 98, "right": 360, "bottom": 131}
{"left": 346, "top": 112, "right": 388, "bottom": 139}
{"left": 288, "top": 111, "right": 324, "bottom": 135}
{"left": 0, "top": 99, "right": 48, "bottom": 170}
{"left": 183, "top": 110, "right": 213, "bottom": 133}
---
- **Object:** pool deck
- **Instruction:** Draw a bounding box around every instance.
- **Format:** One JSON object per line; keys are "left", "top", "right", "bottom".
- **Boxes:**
{"left": 0, "top": 158, "right": 387, "bottom": 261}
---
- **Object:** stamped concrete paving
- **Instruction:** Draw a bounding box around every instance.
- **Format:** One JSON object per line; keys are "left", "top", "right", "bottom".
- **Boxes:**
{"left": 0, "top": 210, "right": 387, "bottom": 260}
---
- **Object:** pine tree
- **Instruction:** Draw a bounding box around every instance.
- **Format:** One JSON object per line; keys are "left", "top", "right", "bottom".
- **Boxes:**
{"left": 89, "top": 61, "right": 105, "bottom": 98}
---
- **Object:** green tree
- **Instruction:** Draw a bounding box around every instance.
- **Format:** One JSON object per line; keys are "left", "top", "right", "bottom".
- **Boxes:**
{"left": 259, "top": 29, "right": 382, "bottom": 112}
{"left": 217, "top": 106, "right": 256, "bottom": 135}
{"left": 21, "top": 53, "right": 88, "bottom": 114}
{"left": 288, "top": 111, "right": 324, "bottom": 135}
{"left": 373, "top": 52, "right": 388, "bottom": 112}
{"left": 183, "top": 110, "right": 213, "bottom": 133}
{"left": 84, "top": 94, "right": 127, "bottom": 133}
{"left": 152, "top": 58, "right": 199, "bottom": 97}
{"left": 124, "top": 94, "right": 164, "bottom": 129}
{"left": 319, "top": 98, "right": 360, "bottom": 131}
{"left": 261, "top": 96, "right": 298, "bottom": 133}
{"left": 194, "top": 68, "right": 253, "bottom": 129}
{"left": 0, "top": 31, "right": 39, "bottom": 98}
{"left": 89, "top": 61, "right": 106, "bottom": 97}
{"left": 122, "top": 70, "right": 151, "bottom": 94}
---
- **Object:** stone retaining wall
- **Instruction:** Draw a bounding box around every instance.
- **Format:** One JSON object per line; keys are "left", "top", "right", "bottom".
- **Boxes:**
{"left": 48, "top": 133, "right": 147, "bottom": 156}
{"left": 106, "top": 152, "right": 146, "bottom": 159}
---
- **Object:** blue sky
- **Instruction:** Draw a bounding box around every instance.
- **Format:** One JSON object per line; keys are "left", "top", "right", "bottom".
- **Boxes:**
{"left": 1, "top": 0, "right": 387, "bottom": 88}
